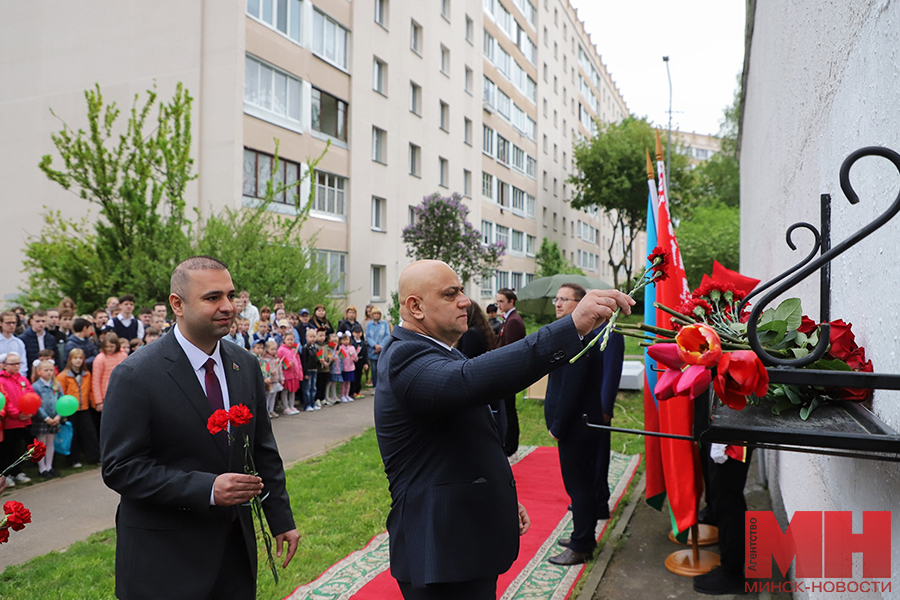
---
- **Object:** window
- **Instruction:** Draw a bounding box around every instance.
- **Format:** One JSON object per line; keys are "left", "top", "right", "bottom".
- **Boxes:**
{"left": 497, "top": 270, "right": 510, "bottom": 289}
{"left": 482, "top": 172, "right": 494, "bottom": 198}
{"left": 371, "top": 196, "right": 386, "bottom": 231}
{"left": 439, "top": 101, "right": 450, "bottom": 132}
{"left": 526, "top": 234, "right": 536, "bottom": 256}
{"left": 483, "top": 31, "right": 495, "bottom": 62}
{"left": 512, "top": 187, "right": 525, "bottom": 213}
{"left": 440, "top": 45, "right": 450, "bottom": 75}
{"left": 483, "top": 76, "right": 496, "bottom": 107}
{"left": 247, "top": 0, "right": 301, "bottom": 43}
{"left": 512, "top": 145, "right": 525, "bottom": 172}
{"left": 543, "top": 62, "right": 548, "bottom": 82}
{"left": 511, "top": 272, "right": 523, "bottom": 291}
{"left": 408, "top": 143, "right": 421, "bottom": 176}
{"left": 374, "top": 0, "right": 387, "bottom": 27}
{"left": 441, "top": 0, "right": 450, "bottom": 20}
{"left": 409, "top": 82, "right": 422, "bottom": 115}
{"left": 481, "top": 220, "right": 494, "bottom": 245}
{"left": 244, "top": 55, "right": 302, "bottom": 128}
{"left": 511, "top": 230, "right": 524, "bottom": 253}
{"left": 496, "top": 136, "right": 510, "bottom": 165}
{"left": 410, "top": 20, "right": 422, "bottom": 54}
{"left": 482, "top": 125, "right": 494, "bottom": 156}
{"left": 317, "top": 250, "right": 346, "bottom": 295}
{"left": 465, "top": 15, "right": 473, "bottom": 42}
{"left": 464, "top": 117, "right": 473, "bottom": 145}
{"left": 497, "top": 180, "right": 510, "bottom": 207}
{"left": 439, "top": 157, "right": 449, "bottom": 187}
{"left": 313, "top": 171, "right": 347, "bottom": 217}
{"left": 465, "top": 66, "right": 473, "bottom": 94}
{"left": 526, "top": 156, "right": 536, "bottom": 179}
{"left": 495, "top": 225, "right": 509, "bottom": 248}
{"left": 553, "top": 212, "right": 557, "bottom": 231}
{"left": 372, "top": 127, "right": 386, "bottom": 164}
{"left": 311, "top": 87, "right": 347, "bottom": 141}
{"left": 543, "top": 98, "right": 548, "bottom": 117}
{"left": 543, "top": 171, "right": 548, "bottom": 190}
{"left": 553, "top": 143, "right": 558, "bottom": 162}
{"left": 371, "top": 265, "right": 386, "bottom": 299}
{"left": 373, "top": 58, "right": 387, "bottom": 95}
{"left": 242, "top": 148, "right": 304, "bottom": 206}
{"left": 542, "top": 134, "right": 548, "bottom": 154}
{"left": 463, "top": 169, "right": 472, "bottom": 197}
{"left": 312, "top": 9, "right": 349, "bottom": 70}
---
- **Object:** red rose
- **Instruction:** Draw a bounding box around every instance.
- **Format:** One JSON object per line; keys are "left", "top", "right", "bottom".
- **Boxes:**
{"left": 207, "top": 409, "right": 232, "bottom": 435}
{"left": 28, "top": 440, "right": 46, "bottom": 462}
{"left": 826, "top": 319, "right": 857, "bottom": 360}
{"left": 0, "top": 527, "right": 8, "bottom": 544}
{"left": 839, "top": 347, "right": 874, "bottom": 402}
{"left": 713, "top": 351, "right": 770, "bottom": 411}
{"left": 798, "top": 315, "right": 818, "bottom": 335}
{"left": 3, "top": 501, "right": 31, "bottom": 532}
{"left": 228, "top": 404, "right": 253, "bottom": 426}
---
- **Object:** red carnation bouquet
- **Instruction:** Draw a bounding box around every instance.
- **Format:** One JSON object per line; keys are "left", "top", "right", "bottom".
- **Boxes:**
{"left": 0, "top": 500, "right": 33, "bottom": 544}
{"left": 207, "top": 405, "right": 279, "bottom": 583}
{"left": 1, "top": 439, "right": 46, "bottom": 478}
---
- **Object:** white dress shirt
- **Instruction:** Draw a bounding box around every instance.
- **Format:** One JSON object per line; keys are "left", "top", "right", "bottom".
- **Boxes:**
{"left": 172, "top": 325, "right": 231, "bottom": 506}
{"left": 0, "top": 334, "right": 27, "bottom": 375}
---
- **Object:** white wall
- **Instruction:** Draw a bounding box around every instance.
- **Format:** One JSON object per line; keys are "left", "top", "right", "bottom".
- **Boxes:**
{"left": 742, "top": 1, "right": 900, "bottom": 597}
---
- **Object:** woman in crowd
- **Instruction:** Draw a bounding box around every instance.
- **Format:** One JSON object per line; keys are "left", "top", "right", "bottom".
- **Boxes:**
{"left": 456, "top": 302, "right": 496, "bottom": 359}
{"left": 311, "top": 304, "right": 334, "bottom": 337}
{"left": 337, "top": 306, "right": 360, "bottom": 334}
{"left": 365, "top": 308, "right": 390, "bottom": 388}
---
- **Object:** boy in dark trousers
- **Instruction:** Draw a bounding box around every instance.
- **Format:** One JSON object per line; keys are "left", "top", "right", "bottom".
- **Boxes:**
{"left": 349, "top": 324, "right": 368, "bottom": 398}
{"left": 300, "top": 329, "right": 321, "bottom": 411}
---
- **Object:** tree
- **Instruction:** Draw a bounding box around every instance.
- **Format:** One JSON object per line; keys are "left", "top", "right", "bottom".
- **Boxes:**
{"left": 402, "top": 193, "right": 504, "bottom": 285}
{"left": 26, "top": 83, "right": 334, "bottom": 310}
{"left": 534, "top": 239, "right": 583, "bottom": 278}
{"left": 569, "top": 116, "right": 690, "bottom": 289}
{"left": 676, "top": 202, "right": 740, "bottom": 289}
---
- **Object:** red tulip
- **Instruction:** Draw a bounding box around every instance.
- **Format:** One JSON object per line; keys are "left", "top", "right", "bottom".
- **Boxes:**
{"left": 647, "top": 343, "right": 713, "bottom": 401}
{"left": 676, "top": 324, "right": 723, "bottom": 367}
{"left": 714, "top": 351, "right": 769, "bottom": 410}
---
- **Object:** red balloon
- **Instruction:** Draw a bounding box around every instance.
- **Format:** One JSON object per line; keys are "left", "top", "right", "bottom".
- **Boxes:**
{"left": 19, "top": 392, "right": 41, "bottom": 415}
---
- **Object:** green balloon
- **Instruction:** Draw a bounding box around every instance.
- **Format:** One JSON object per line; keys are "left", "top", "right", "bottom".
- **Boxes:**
{"left": 56, "top": 394, "right": 78, "bottom": 417}
{"left": 0, "top": 392, "right": 5, "bottom": 412}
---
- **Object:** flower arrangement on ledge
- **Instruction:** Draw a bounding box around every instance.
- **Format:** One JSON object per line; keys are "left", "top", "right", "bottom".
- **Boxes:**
{"left": 609, "top": 252, "right": 873, "bottom": 420}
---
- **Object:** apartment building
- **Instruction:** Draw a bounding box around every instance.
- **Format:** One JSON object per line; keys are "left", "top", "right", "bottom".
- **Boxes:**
{"left": 0, "top": 0, "right": 631, "bottom": 311}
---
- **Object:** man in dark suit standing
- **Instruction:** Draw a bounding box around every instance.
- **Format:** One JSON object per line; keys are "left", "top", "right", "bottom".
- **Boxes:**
{"left": 101, "top": 256, "right": 299, "bottom": 600}
{"left": 544, "top": 283, "right": 625, "bottom": 566}
{"left": 495, "top": 288, "right": 527, "bottom": 457}
{"left": 374, "top": 260, "right": 633, "bottom": 599}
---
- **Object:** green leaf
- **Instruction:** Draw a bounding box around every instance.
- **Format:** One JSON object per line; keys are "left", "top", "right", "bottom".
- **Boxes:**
{"left": 757, "top": 320, "right": 787, "bottom": 344}
{"left": 784, "top": 385, "right": 802, "bottom": 405}
{"left": 800, "top": 397, "right": 821, "bottom": 420}
{"left": 812, "top": 358, "right": 853, "bottom": 371}
{"left": 773, "top": 298, "right": 803, "bottom": 331}
{"left": 772, "top": 399, "right": 797, "bottom": 415}
{"left": 791, "top": 347, "right": 810, "bottom": 358}
{"left": 758, "top": 307, "right": 777, "bottom": 326}
{"left": 795, "top": 331, "right": 809, "bottom": 348}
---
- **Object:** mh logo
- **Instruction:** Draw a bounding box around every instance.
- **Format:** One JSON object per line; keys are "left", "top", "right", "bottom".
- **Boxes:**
{"left": 745, "top": 511, "right": 891, "bottom": 579}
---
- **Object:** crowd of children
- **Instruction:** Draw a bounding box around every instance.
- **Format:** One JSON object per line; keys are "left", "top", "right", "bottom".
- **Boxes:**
{"left": 0, "top": 292, "right": 385, "bottom": 489}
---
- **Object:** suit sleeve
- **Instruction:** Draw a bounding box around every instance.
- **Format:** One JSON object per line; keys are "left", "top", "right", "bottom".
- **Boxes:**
{"left": 390, "top": 316, "right": 584, "bottom": 414}
{"left": 100, "top": 362, "right": 217, "bottom": 510}
{"left": 249, "top": 356, "right": 296, "bottom": 536}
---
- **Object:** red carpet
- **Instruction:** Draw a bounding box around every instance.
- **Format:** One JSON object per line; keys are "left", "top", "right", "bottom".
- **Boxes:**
{"left": 287, "top": 447, "right": 640, "bottom": 600}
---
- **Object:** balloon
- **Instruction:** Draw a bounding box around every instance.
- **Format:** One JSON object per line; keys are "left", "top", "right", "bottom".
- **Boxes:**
{"left": 19, "top": 392, "right": 41, "bottom": 414}
{"left": 0, "top": 392, "right": 5, "bottom": 412}
{"left": 56, "top": 395, "right": 78, "bottom": 417}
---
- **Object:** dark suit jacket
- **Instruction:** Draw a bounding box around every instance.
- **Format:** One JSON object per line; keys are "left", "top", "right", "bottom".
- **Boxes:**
{"left": 18, "top": 327, "right": 59, "bottom": 377}
{"left": 100, "top": 331, "right": 294, "bottom": 600}
{"left": 496, "top": 308, "right": 526, "bottom": 348}
{"left": 374, "top": 317, "right": 584, "bottom": 587}
{"left": 544, "top": 324, "right": 625, "bottom": 440}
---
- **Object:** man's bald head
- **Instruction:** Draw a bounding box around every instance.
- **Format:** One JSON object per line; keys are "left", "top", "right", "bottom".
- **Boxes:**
{"left": 398, "top": 260, "right": 471, "bottom": 345}
{"left": 398, "top": 260, "right": 456, "bottom": 305}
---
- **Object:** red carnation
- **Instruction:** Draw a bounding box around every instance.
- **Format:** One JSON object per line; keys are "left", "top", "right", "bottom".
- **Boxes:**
{"left": 3, "top": 501, "right": 31, "bottom": 532}
{"left": 678, "top": 298, "right": 713, "bottom": 320}
{"left": 27, "top": 440, "right": 46, "bottom": 462}
{"left": 798, "top": 315, "right": 818, "bottom": 335}
{"left": 647, "top": 246, "right": 671, "bottom": 282}
{"left": 0, "top": 527, "right": 8, "bottom": 544}
{"left": 826, "top": 319, "right": 857, "bottom": 361}
{"left": 207, "top": 409, "right": 232, "bottom": 435}
{"left": 228, "top": 404, "right": 253, "bottom": 426}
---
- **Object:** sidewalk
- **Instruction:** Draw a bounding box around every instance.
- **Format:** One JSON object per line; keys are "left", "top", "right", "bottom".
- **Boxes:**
{"left": 0, "top": 393, "right": 376, "bottom": 572}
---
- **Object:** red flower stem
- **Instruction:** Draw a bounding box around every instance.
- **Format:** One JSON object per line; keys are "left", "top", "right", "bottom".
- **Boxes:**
{"left": 241, "top": 433, "right": 279, "bottom": 583}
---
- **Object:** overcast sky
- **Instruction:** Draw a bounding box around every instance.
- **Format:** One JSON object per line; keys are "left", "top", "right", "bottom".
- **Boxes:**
{"left": 568, "top": 0, "right": 746, "bottom": 137}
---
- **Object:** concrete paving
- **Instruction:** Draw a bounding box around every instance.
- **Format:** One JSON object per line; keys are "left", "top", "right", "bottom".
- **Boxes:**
{"left": 0, "top": 393, "right": 375, "bottom": 571}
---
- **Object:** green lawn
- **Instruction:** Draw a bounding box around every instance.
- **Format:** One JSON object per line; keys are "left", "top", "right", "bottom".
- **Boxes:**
{"left": 2, "top": 373, "right": 647, "bottom": 600}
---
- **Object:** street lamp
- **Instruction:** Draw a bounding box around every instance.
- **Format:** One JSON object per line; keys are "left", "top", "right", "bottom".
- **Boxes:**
{"left": 663, "top": 56, "right": 672, "bottom": 183}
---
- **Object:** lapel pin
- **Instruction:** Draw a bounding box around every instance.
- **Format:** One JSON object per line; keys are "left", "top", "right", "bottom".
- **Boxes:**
{"left": 232, "top": 363, "right": 240, "bottom": 371}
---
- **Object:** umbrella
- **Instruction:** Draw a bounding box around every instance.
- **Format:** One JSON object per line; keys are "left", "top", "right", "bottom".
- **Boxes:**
{"left": 515, "top": 274, "right": 614, "bottom": 316}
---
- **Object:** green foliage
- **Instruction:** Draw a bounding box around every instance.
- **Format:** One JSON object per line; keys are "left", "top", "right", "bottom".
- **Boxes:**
{"left": 402, "top": 192, "right": 504, "bottom": 284}
{"left": 676, "top": 202, "right": 740, "bottom": 288}
{"left": 534, "top": 238, "right": 583, "bottom": 278}
{"left": 570, "top": 116, "right": 691, "bottom": 288}
{"left": 26, "top": 83, "right": 334, "bottom": 312}
{"left": 388, "top": 291, "right": 400, "bottom": 326}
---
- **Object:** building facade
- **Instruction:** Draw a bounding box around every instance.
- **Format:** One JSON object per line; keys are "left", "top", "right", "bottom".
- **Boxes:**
{"left": 0, "top": 0, "right": 630, "bottom": 312}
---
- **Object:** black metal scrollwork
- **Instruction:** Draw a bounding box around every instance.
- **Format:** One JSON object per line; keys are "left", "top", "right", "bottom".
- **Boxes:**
{"left": 747, "top": 146, "right": 900, "bottom": 366}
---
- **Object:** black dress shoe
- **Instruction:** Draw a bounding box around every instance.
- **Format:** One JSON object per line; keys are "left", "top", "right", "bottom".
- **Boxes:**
{"left": 548, "top": 548, "right": 592, "bottom": 565}
{"left": 693, "top": 566, "right": 747, "bottom": 595}
{"left": 557, "top": 537, "right": 570, "bottom": 548}
{"left": 39, "top": 471, "right": 53, "bottom": 479}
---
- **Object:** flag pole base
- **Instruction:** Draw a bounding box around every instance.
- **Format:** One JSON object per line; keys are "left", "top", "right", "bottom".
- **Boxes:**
{"left": 664, "top": 548, "right": 720, "bottom": 577}
{"left": 667, "top": 524, "right": 719, "bottom": 547}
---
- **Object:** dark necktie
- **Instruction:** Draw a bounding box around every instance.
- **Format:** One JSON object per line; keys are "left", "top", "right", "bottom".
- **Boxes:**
{"left": 203, "top": 358, "right": 224, "bottom": 412}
